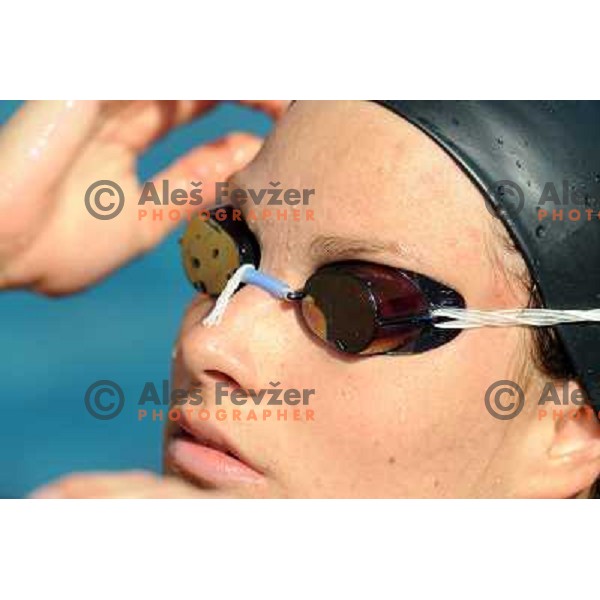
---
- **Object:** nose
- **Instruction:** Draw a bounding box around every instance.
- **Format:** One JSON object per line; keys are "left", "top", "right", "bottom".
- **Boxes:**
{"left": 176, "top": 283, "right": 300, "bottom": 396}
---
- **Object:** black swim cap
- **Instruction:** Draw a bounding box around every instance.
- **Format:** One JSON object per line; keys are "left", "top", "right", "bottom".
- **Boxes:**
{"left": 375, "top": 101, "right": 600, "bottom": 411}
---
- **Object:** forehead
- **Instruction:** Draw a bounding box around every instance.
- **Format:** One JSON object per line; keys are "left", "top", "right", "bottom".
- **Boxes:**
{"left": 234, "top": 101, "right": 497, "bottom": 286}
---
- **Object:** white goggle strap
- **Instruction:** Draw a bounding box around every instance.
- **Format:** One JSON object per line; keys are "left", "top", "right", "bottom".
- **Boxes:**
{"left": 432, "top": 308, "right": 600, "bottom": 329}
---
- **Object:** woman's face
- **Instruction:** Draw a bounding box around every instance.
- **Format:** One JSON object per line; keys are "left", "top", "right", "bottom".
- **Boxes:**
{"left": 164, "top": 100, "right": 545, "bottom": 498}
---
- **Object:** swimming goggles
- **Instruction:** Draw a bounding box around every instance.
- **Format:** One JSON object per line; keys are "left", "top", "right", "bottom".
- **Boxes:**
{"left": 180, "top": 206, "right": 600, "bottom": 356}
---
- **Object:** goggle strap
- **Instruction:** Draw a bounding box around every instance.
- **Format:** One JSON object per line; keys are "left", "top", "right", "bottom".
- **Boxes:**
{"left": 202, "top": 264, "right": 256, "bottom": 327}
{"left": 433, "top": 307, "right": 600, "bottom": 329}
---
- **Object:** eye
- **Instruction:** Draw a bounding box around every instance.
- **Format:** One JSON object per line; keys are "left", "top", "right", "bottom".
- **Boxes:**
{"left": 180, "top": 207, "right": 260, "bottom": 297}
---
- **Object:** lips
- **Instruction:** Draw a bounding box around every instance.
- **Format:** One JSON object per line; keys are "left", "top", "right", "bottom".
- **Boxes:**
{"left": 165, "top": 415, "right": 264, "bottom": 489}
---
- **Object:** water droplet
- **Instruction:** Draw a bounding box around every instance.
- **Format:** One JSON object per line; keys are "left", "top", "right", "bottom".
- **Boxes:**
{"left": 452, "top": 117, "right": 460, "bottom": 125}
{"left": 516, "top": 160, "right": 522, "bottom": 169}
{"left": 536, "top": 225, "right": 546, "bottom": 238}
{"left": 496, "top": 137, "right": 504, "bottom": 146}
{"left": 595, "top": 173, "right": 600, "bottom": 183}
{"left": 584, "top": 194, "right": 592, "bottom": 207}
{"left": 527, "top": 180, "right": 531, "bottom": 187}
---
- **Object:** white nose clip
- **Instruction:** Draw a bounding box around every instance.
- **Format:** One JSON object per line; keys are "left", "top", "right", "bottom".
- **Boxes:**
{"left": 202, "top": 264, "right": 295, "bottom": 327}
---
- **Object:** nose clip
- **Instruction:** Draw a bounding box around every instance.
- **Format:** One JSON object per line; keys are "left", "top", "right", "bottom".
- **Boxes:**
{"left": 202, "top": 264, "right": 302, "bottom": 327}
{"left": 241, "top": 267, "right": 295, "bottom": 300}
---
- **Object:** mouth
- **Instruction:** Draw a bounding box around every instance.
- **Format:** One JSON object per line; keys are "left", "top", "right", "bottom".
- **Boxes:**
{"left": 165, "top": 417, "right": 265, "bottom": 489}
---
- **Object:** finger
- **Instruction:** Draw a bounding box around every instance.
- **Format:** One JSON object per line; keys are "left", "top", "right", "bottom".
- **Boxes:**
{"left": 87, "top": 476, "right": 209, "bottom": 498}
{"left": 29, "top": 470, "right": 217, "bottom": 498}
{"left": 101, "top": 101, "right": 288, "bottom": 155}
{"left": 29, "top": 470, "right": 159, "bottom": 498}
{"left": 0, "top": 101, "right": 99, "bottom": 242}
{"left": 140, "top": 132, "right": 263, "bottom": 250}
{"left": 113, "top": 477, "right": 212, "bottom": 498}
{"left": 96, "top": 100, "right": 221, "bottom": 153}
{"left": 237, "top": 100, "right": 290, "bottom": 120}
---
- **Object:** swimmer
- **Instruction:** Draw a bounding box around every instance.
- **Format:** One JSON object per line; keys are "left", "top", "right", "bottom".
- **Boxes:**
{"left": 3, "top": 101, "right": 600, "bottom": 498}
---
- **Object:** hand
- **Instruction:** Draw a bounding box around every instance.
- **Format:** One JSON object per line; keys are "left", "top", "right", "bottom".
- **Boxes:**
{"left": 0, "top": 100, "right": 286, "bottom": 295}
{"left": 29, "top": 470, "right": 220, "bottom": 499}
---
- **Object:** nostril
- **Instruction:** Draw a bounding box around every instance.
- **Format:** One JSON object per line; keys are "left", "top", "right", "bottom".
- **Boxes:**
{"left": 204, "top": 369, "right": 240, "bottom": 392}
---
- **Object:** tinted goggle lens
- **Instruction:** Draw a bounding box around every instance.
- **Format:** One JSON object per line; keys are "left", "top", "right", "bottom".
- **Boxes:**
{"left": 301, "top": 263, "right": 429, "bottom": 355}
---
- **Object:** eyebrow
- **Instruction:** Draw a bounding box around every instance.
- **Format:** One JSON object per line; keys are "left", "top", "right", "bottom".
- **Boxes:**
{"left": 227, "top": 175, "right": 424, "bottom": 268}
{"left": 309, "top": 234, "right": 424, "bottom": 267}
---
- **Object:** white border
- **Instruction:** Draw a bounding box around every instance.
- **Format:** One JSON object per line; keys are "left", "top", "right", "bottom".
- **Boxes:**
{"left": 1, "top": 500, "right": 595, "bottom": 600}
{"left": 3, "top": 1, "right": 599, "bottom": 98}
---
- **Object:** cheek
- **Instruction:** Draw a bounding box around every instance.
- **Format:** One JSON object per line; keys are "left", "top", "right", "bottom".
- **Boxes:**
{"left": 380, "top": 327, "right": 525, "bottom": 486}
{"left": 282, "top": 326, "right": 523, "bottom": 495}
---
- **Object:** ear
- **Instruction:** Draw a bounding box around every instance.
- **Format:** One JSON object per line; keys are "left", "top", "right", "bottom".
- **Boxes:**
{"left": 524, "top": 380, "right": 600, "bottom": 498}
